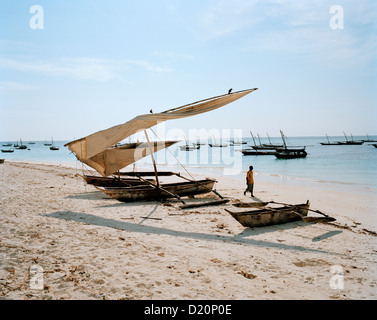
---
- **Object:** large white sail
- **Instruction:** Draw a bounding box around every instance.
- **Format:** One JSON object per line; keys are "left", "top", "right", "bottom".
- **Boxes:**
{"left": 65, "top": 88, "right": 257, "bottom": 176}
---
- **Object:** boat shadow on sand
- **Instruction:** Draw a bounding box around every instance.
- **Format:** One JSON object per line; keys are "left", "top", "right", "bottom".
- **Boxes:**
{"left": 44, "top": 211, "right": 337, "bottom": 255}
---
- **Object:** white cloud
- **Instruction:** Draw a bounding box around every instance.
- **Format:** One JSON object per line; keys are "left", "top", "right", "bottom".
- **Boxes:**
{"left": 0, "top": 81, "right": 39, "bottom": 91}
{"left": 0, "top": 57, "right": 172, "bottom": 82}
{"left": 216, "top": 0, "right": 377, "bottom": 68}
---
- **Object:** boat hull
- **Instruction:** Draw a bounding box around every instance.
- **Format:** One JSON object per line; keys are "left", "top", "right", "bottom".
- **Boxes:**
{"left": 226, "top": 202, "right": 310, "bottom": 228}
{"left": 336, "top": 141, "right": 363, "bottom": 145}
{"left": 97, "top": 179, "right": 216, "bottom": 202}
{"left": 83, "top": 175, "right": 154, "bottom": 187}
{"left": 275, "top": 150, "right": 307, "bottom": 159}
{"left": 242, "top": 150, "right": 276, "bottom": 156}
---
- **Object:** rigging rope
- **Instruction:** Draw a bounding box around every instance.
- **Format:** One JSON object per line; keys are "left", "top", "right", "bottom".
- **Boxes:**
{"left": 149, "top": 128, "right": 196, "bottom": 182}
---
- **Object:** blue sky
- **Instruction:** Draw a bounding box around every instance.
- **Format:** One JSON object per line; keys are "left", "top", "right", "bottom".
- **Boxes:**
{"left": 0, "top": 0, "right": 376, "bottom": 141}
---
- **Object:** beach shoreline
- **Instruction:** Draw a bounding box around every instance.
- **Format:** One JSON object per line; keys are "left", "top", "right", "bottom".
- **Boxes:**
{"left": 0, "top": 161, "right": 376, "bottom": 300}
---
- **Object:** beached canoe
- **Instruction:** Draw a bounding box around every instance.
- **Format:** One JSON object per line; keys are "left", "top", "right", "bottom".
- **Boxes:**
{"left": 225, "top": 201, "right": 310, "bottom": 228}
{"left": 96, "top": 178, "right": 216, "bottom": 202}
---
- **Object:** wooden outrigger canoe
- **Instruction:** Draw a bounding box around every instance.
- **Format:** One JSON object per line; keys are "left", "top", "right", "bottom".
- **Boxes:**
{"left": 83, "top": 175, "right": 155, "bottom": 187}
{"left": 65, "top": 89, "right": 257, "bottom": 203}
{"left": 96, "top": 178, "right": 216, "bottom": 202}
{"left": 225, "top": 201, "right": 310, "bottom": 228}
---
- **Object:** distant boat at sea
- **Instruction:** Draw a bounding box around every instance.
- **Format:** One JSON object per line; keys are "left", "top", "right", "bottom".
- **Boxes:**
{"left": 336, "top": 132, "right": 363, "bottom": 145}
{"left": 50, "top": 137, "right": 59, "bottom": 150}
{"left": 1, "top": 148, "right": 14, "bottom": 153}
{"left": 208, "top": 136, "right": 228, "bottom": 147}
{"left": 179, "top": 144, "right": 200, "bottom": 151}
{"left": 229, "top": 134, "right": 247, "bottom": 146}
{"left": 2, "top": 143, "right": 12, "bottom": 147}
{"left": 320, "top": 134, "right": 339, "bottom": 146}
{"left": 15, "top": 139, "right": 27, "bottom": 149}
{"left": 275, "top": 130, "right": 307, "bottom": 159}
{"left": 250, "top": 132, "right": 281, "bottom": 150}
{"left": 361, "top": 133, "right": 377, "bottom": 143}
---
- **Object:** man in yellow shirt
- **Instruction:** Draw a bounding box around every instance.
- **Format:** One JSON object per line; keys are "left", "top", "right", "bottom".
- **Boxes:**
{"left": 244, "top": 166, "right": 254, "bottom": 197}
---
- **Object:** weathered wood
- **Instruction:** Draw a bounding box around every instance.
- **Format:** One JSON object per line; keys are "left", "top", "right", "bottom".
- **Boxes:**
{"left": 211, "top": 189, "right": 224, "bottom": 199}
{"left": 96, "top": 179, "right": 216, "bottom": 203}
{"left": 179, "top": 199, "right": 229, "bottom": 209}
{"left": 118, "top": 171, "right": 177, "bottom": 177}
{"left": 232, "top": 202, "right": 269, "bottom": 208}
{"left": 225, "top": 201, "right": 310, "bottom": 228}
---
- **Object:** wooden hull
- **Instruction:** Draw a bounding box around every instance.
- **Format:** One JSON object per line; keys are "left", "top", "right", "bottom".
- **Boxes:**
{"left": 275, "top": 150, "right": 307, "bottom": 159}
{"left": 336, "top": 141, "right": 363, "bottom": 145}
{"left": 208, "top": 144, "right": 228, "bottom": 147}
{"left": 83, "top": 175, "right": 154, "bottom": 187}
{"left": 251, "top": 145, "right": 278, "bottom": 150}
{"left": 225, "top": 201, "right": 310, "bottom": 228}
{"left": 97, "top": 179, "right": 216, "bottom": 202}
{"left": 179, "top": 146, "right": 200, "bottom": 150}
{"left": 242, "top": 150, "right": 276, "bottom": 156}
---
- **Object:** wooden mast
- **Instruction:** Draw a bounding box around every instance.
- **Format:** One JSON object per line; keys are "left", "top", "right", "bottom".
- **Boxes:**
{"left": 250, "top": 131, "right": 257, "bottom": 146}
{"left": 280, "top": 130, "right": 287, "bottom": 149}
{"left": 144, "top": 130, "right": 160, "bottom": 187}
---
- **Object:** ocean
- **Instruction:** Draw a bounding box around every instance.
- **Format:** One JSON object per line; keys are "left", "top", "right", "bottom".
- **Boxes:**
{"left": 1, "top": 135, "right": 377, "bottom": 196}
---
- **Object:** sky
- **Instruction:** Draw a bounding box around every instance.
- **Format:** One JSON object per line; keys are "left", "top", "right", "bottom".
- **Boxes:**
{"left": 0, "top": 0, "right": 376, "bottom": 142}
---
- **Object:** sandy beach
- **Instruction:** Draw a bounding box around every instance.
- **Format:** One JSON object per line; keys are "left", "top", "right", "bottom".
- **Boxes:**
{"left": 0, "top": 160, "right": 376, "bottom": 300}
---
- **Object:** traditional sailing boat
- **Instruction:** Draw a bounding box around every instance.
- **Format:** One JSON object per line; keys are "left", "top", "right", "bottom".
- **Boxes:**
{"left": 65, "top": 88, "right": 258, "bottom": 202}
{"left": 15, "top": 138, "right": 27, "bottom": 149}
{"left": 361, "top": 133, "right": 377, "bottom": 143}
{"left": 320, "top": 134, "right": 338, "bottom": 146}
{"left": 275, "top": 130, "right": 307, "bottom": 159}
{"left": 336, "top": 132, "right": 363, "bottom": 145}
{"left": 208, "top": 135, "right": 228, "bottom": 147}
{"left": 50, "top": 137, "right": 59, "bottom": 150}
{"left": 241, "top": 131, "right": 276, "bottom": 155}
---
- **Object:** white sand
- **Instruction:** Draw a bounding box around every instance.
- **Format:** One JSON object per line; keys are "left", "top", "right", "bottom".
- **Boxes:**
{"left": 0, "top": 161, "right": 376, "bottom": 300}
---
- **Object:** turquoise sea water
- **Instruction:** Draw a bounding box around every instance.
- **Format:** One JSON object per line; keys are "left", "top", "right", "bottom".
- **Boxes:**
{"left": 1, "top": 136, "right": 377, "bottom": 195}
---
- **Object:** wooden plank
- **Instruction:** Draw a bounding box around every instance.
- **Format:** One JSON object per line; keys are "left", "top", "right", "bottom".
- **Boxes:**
{"left": 179, "top": 199, "right": 229, "bottom": 209}
{"left": 118, "top": 171, "right": 176, "bottom": 177}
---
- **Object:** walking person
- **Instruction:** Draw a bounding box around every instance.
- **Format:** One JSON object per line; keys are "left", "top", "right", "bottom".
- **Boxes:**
{"left": 244, "top": 165, "right": 254, "bottom": 197}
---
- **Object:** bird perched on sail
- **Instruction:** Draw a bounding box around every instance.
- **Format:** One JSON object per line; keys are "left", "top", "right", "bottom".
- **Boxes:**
{"left": 228, "top": 88, "right": 233, "bottom": 94}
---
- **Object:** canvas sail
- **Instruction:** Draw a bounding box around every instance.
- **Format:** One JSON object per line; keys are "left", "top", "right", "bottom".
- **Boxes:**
{"left": 65, "top": 88, "right": 257, "bottom": 176}
{"left": 82, "top": 140, "right": 177, "bottom": 177}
